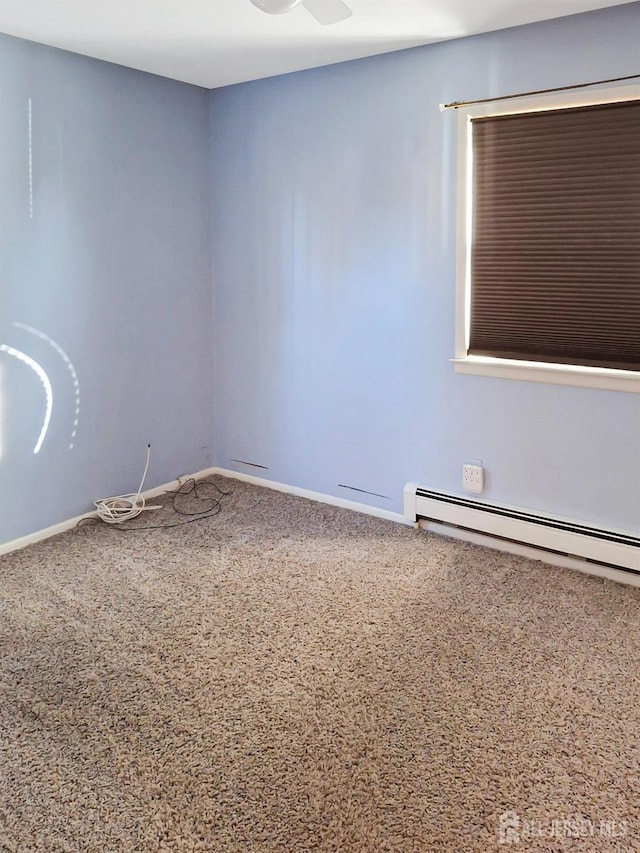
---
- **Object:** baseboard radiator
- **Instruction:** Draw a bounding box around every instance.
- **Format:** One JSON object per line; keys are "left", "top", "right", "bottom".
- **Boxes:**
{"left": 404, "top": 484, "right": 640, "bottom": 574}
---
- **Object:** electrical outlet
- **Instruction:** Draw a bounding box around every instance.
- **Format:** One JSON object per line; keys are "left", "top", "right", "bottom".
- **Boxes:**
{"left": 463, "top": 463, "right": 484, "bottom": 494}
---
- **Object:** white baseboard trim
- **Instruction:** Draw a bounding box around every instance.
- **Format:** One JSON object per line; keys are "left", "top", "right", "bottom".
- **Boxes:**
{"left": 208, "top": 467, "right": 412, "bottom": 526}
{"left": 0, "top": 511, "right": 97, "bottom": 558}
{"left": 4, "top": 467, "right": 638, "bottom": 591}
{"left": 420, "top": 520, "right": 640, "bottom": 589}
{"left": 0, "top": 467, "right": 410, "bottom": 558}
{"left": 186, "top": 473, "right": 640, "bottom": 587}
{"left": 0, "top": 473, "right": 197, "bottom": 558}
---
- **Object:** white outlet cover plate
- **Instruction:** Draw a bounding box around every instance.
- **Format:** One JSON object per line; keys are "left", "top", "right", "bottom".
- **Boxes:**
{"left": 463, "top": 463, "right": 484, "bottom": 494}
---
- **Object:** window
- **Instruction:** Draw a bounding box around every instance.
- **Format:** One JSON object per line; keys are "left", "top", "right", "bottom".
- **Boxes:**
{"left": 453, "top": 85, "right": 640, "bottom": 393}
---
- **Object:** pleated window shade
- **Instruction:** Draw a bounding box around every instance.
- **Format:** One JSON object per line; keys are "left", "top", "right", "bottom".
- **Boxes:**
{"left": 469, "top": 100, "right": 640, "bottom": 371}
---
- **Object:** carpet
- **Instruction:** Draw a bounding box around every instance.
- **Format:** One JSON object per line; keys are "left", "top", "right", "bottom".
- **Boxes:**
{"left": 1, "top": 477, "right": 639, "bottom": 852}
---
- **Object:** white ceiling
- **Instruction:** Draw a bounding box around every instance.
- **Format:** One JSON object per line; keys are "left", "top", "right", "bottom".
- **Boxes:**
{"left": 0, "top": 0, "right": 635, "bottom": 89}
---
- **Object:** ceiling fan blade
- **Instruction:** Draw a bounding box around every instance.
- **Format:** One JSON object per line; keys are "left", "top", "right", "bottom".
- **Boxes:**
{"left": 248, "top": 0, "right": 302, "bottom": 15}
{"left": 301, "top": 0, "right": 353, "bottom": 25}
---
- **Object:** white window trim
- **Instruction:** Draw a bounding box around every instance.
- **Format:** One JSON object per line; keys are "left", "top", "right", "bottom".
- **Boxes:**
{"left": 453, "top": 83, "right": 640, "bottom": 394}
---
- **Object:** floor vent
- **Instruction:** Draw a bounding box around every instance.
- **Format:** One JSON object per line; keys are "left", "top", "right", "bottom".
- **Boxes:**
{"left": 404, "top": 484, "right": 640, "bottom": 573}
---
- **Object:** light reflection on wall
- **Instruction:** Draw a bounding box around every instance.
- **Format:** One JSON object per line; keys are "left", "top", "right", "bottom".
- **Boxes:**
{"left": 13, "top": 323, "right": 80, "bottom": 449}
{"left": 0, "top": 344, "right": 53, "bottom": 455}
{"left": 28, "top": 97, "right": 33, "bottom": 219}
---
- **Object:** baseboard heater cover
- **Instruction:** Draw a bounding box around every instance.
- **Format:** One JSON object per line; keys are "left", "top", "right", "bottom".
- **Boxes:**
{"left": 404, "top": 483, "right": 640, "bottom": 573}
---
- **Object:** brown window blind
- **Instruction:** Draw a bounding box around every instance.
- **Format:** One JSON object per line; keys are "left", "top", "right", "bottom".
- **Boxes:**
{"left": 469, "top": 100, "right": 640, "bottom": 372}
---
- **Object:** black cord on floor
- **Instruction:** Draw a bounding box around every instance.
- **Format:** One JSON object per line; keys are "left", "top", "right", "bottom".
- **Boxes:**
{"left": 78, "top": 479, "right": 232, "bottom": 532}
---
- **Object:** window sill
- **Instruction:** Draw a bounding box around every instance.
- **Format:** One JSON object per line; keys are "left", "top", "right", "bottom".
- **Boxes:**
{"left": 452, "top": 357, "right": 640, "bottom": 393}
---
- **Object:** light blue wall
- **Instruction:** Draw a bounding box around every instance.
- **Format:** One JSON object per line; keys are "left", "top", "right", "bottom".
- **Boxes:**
{"left": 0, "top": 35, "right": 213, "bottom": 544}
{"left": 210, "top": 3, "right": 640, "bottom": 533}
{"left": 3, "top": 5, "right": 639, "bottom": 547}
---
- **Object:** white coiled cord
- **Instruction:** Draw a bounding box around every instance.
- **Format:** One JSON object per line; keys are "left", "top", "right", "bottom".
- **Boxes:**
{"left": 94, "top": 444, "right": 161, "bottom": 524}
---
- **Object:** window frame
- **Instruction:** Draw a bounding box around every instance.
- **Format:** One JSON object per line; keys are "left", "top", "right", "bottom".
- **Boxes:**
{"left": 452, "top": 84, "right": 640, "bottom": 394}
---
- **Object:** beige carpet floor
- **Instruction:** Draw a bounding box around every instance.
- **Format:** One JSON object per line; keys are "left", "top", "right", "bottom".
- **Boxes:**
{"left": 1, "top": 477, "right": 639, "bottom": 852}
